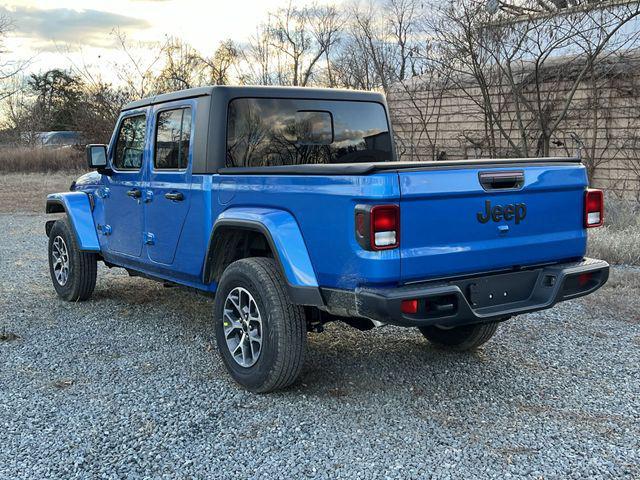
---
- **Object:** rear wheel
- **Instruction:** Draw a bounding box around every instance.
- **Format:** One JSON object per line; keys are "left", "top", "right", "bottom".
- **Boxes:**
{"left": 48, "top": 217, "right": 97, "bottom": 301}
{"left": 213, "top": 258, "right": 306, "bottom": 393}
{"left": 419, "top": 321, "right": 499, "bottom": 351}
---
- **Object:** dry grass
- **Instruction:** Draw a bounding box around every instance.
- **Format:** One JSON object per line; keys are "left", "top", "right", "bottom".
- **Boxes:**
{"left": 0, "top": 171, "right": 85, "bottom": 214}
{"left": 0, "top": 147, "right": 85, "bottom": 173}
{"left": 588, "top": 196, "right": 640, "bottom": 266}
{"left": 582, "top": 267, "right": 640, "bottom": 324}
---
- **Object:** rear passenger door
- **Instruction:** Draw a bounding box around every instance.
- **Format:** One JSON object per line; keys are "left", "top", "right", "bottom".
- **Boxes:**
{"left": 144, "top": 103, "right": 193, "bottom": 266}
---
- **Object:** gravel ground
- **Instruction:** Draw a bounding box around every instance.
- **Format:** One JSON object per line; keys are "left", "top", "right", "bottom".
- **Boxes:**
{"left": 1, "top": 213, "right": 639, "bottom": 479}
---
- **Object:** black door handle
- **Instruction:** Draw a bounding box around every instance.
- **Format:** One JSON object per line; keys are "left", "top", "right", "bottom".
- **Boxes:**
{"left": 164, "top": 192, "right": 184, "bottom": 201}
{"left": 126, "top": 189, "right": 141, "bottom": 198}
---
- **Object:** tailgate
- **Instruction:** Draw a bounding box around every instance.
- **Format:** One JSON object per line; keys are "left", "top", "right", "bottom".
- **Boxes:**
{"left": 399, "top": 164, "right": 588, "bottom": 283}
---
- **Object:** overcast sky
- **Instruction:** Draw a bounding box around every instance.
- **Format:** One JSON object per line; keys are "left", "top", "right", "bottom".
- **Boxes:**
{"left": 2, "top": 0, "right": 328, "bottom": 80}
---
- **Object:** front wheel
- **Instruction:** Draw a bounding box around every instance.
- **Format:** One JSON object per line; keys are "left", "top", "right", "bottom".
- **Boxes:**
{"left": 48, "top": 217, "right": 97, "bottom": 301}
{"left": 419, "top": 321, "right": 499, "bottom": 351}
{"left": 213, "top": 258, "right": 307, "bottom": 393}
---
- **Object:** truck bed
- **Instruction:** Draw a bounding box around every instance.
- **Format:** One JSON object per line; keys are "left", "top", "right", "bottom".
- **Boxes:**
{"left": 215, "top": 157, "right": 589, "bottom": 288}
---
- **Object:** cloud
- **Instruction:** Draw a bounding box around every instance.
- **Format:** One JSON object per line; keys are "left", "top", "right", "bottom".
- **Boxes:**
{"left": 1, "top": 6, "right": 150, "bottom": 49}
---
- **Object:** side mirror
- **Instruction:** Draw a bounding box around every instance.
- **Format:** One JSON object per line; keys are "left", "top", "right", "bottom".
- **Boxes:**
{"left": 86, "top": 144, "right": 108, "bottom": 170}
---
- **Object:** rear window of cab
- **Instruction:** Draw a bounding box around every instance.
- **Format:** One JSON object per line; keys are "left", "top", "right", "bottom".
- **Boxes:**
{"left": 226, "top": 98, "right": 392, "bottom": 167}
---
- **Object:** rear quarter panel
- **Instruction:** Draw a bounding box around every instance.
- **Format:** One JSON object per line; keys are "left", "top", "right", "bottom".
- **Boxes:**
{"left": 213, "top": 173, "right": 401, "bottom": 289}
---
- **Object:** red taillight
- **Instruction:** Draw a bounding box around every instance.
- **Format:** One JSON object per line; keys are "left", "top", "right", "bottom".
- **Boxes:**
{"left": 584, "top": 189, "right": 604, "bottom": 228}
{"left": 372, "top": 207, "right": 397, "bottom": 231}
{"left": 355, "top": 204, "right": 400, "bottom": 251}
{"left": 370, "top": 205, "right": 399, "bottom": 250}
{"left": 401, "top": 299, "right": 418, "bottom": 314}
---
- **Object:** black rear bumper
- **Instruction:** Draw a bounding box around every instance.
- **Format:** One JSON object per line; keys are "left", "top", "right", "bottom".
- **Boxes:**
{"left": 352, "top": 258, "right": 609, "bottom": 328}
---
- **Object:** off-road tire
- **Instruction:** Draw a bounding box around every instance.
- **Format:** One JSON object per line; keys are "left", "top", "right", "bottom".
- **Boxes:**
{"left": 48, "top": 217, "right": 97, "bottom": 301}
{"left": 213, "top": 257, "right": 306, "bottom": 393}
{"left": 419, "top": 321, "right": 499, "bottom": 351}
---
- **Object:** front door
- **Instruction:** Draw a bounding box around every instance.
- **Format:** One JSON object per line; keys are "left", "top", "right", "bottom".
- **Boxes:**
{"left": 103, "top": 111, "right": 148, "bottom": 258}
{"left": 144, "top": 104, "right": 193, "bottom": 265}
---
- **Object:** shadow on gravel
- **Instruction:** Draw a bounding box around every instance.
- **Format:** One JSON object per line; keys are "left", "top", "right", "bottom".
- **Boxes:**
{"left": 300, "top": 329, "right": 511, "bottom": 398}
{"left": 91, "top": 275, "right": 213, "bottom": 316}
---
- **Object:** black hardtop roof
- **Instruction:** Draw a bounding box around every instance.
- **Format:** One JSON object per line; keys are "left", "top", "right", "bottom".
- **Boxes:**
{"left": 121, "top": 85, "right": 386, "bottom": 111}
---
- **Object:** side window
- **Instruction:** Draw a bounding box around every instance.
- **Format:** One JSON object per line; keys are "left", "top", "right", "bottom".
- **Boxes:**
{"left": 114, "top": 114, "right": 146, "bottom": 170}
{"left": 155, "top": 107, "right": 192, "bottom": 170}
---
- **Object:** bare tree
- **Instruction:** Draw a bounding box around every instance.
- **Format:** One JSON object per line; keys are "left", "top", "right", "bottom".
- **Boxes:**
{"left": 489, "top": 0, "right": 636, "bottom": 18}
{"left": 388, "top": 0, "right": 425, "bottom": 80}
{"left": 618, "top": 130, "right": 640, "bottom": 202}
{"left": 332, "top": 33, "right": 379, "bottom": 90}
{"left": 74, "top": 82, "right": 131, "bottom": 143}
{"left": 268, "top": 2, "right": 341, "bottom": 86}
{"left": 0, "top": 12, "right": 30, "bottom": 138}
{"left": 425, "top": 0, "right": 640, "bottom": 159}
{"left": 268, "top": 3, "right": 312, "bottom": 86}
{"left": 0, "top": 15, "right": 24, "bottom": 98}
{"left": 155, "top": 38, "right": 208, "bottom": 92}
{"left": 335, "top": 2, "right": 395, "bottom": 92}
{"left": 558, "top": 55, "right": 640, "bottom": 181}
{"left": 333, "top": 0, "right": 427, "bottom": 93}
{"left": 350, "top": 3, "right": 396, "bottom": 92}
{"left": 389, "top": 63, "right": 451, "bottom": 161}
{"left": 200, "top": 40, "right": 240, "bottom": 85}
{"left": 611, "top": 68, "right": 640, "bottom": 200}
{"left": 239, "top": 2, "right": 341, "bottom": 87}
{"left": 111, "top": 28, "right": 167, "bottom": 98}
{"left": 241, "top": 25, "right": 275, "bottom": 85}
{"left": 310, "top": 6, "right": 343, "bottom": 87}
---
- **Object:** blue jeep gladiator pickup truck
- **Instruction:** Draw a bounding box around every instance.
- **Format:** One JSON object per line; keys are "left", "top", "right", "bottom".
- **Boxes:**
{"left": 46, "top": 86, "right": 609, "bottom": 392}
